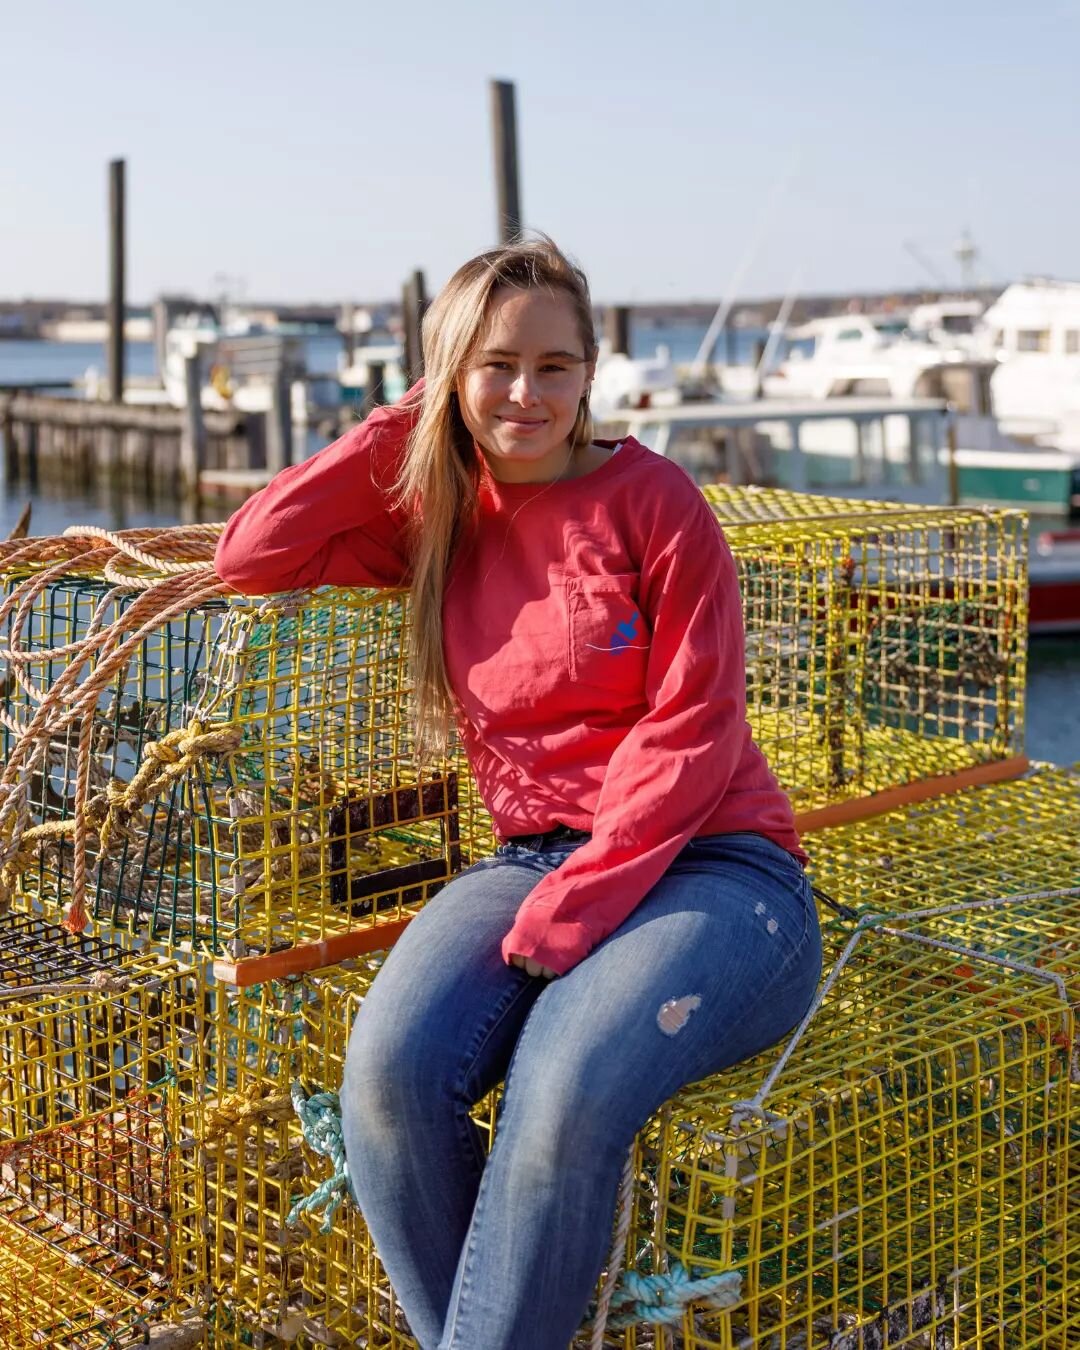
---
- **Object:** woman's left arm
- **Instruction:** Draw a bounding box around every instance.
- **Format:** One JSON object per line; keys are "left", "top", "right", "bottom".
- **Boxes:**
{"left": 502, "top": 489, "right": 751, "bottom": 976}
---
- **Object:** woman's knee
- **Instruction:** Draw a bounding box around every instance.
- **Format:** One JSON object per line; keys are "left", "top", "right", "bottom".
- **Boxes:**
{"left": 341, "top": 998, "right": 449, "bottom": 1143}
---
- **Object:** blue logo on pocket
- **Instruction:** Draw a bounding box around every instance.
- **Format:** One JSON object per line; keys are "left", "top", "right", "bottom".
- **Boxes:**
{"left": 610, "top": 609, "right": 642, "bottom": 653}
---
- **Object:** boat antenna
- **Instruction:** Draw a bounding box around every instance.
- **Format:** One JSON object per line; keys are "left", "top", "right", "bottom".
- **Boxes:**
{"left": 689, "top": 157, "right": 798, "bottom": 378}
{"left": 753, "top": 269, "right": 802, "bottom": 387}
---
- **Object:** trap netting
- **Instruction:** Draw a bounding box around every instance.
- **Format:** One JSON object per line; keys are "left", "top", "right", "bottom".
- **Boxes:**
{"left": 0, "top": 912, "right": 206, "bottom": 1348}
{"left": 710, "top": 492, "right": 1028, "bottom": 816}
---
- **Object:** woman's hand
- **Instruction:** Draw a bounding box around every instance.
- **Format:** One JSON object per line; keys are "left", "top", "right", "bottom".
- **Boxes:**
{"left": 508, "top": 954, "right": 558, "bottom": 979}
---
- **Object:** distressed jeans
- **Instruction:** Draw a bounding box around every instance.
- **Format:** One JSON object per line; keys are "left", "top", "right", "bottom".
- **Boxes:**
{"left": 340, "top": 830, "right": 822, "bottom": 1350}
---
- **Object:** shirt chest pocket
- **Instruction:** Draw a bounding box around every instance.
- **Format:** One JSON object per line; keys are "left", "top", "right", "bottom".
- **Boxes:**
{"left": 566, "top": 573, "right": 651, "bottom": 696}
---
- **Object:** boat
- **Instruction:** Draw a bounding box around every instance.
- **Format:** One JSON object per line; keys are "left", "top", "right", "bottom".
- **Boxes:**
{"left": 761, "top": 312, "right": 970, "bottom": 402}
{"left": 981, "top": 279, "right": 1080, "bottom": 440}
{"left": 83, "top": 306, "right": 336, "bottom": 424}
{"left": 1030, "top": 527, "right": 1080, "bottom": 634}
{"left": 605, "top": 395, "right": 1080, "bottom": 632}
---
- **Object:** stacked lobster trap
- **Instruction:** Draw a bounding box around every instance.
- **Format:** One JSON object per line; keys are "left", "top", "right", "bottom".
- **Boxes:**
{"left": 0, "top": 913, "right": 206, "bottom": 1348}
{"left": 0, "top": 488, "right": 1073, "bottom": 1347}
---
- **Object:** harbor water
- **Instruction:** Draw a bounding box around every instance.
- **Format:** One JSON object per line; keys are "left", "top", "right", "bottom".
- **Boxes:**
{"left": 3, "top": 334, "right": 1078, "bottom": 768}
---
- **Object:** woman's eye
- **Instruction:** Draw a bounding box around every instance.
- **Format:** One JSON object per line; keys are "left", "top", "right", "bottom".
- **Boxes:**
{"left": 541, "top": 365, "right": 568, "bottom": 374}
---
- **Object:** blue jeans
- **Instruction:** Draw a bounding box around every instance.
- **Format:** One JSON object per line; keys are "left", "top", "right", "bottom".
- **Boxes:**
{"left": 340, "top": 831, "right": 822, "bottom": 1350}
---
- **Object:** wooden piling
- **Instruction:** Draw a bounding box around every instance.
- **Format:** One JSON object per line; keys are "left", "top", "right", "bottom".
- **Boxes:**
{"left": 603, "top": 306, "right": 631, "bottom": 356}
{"left": 266, "top": 367, "right": 293, "bottom": 474}
{"left": 341, "top": 303, "right": 356, "bottom": 369}
{"left": 107, "top": 158, "right": 126, "bottom": 404}
{"left": 179, "top": 354, "right": 206, "bottom": 494}
{"left": 362, "top": 360, "right": 386, "bottom": 417}
{"left": 490, "top": 79, "right": 522, "bottom": 242}
{"left": 402, "top": 271, "right": 427, "bottom": 386}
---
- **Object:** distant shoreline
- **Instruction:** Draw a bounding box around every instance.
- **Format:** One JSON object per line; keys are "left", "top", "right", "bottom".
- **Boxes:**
{"left": 0, "top": 286, "right": 1005, "bottom": 342}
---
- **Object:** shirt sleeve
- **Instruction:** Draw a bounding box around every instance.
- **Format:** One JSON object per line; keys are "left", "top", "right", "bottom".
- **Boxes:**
{"left": 213, "top": 389, "right": 421, "bottom": 594}
{"left": 500, "top": 487, "right": 752, "bottom": 975}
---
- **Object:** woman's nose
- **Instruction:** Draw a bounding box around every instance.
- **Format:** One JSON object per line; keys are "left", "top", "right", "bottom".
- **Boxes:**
{"left": 509, "top": 370, "right": 541, "bottom": 405}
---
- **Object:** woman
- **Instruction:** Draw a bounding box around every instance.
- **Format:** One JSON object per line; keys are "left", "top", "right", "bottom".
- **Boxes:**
{"left": 215, "top": 237, "right": 822, "bottom": 1350}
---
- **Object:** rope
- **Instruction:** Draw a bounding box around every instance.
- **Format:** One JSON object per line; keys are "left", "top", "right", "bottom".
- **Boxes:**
{"left": 0, "top": 524, "right": 242, "bottom": 932}
{"left": 287, "top": 1082, "right": 351, "bottom": 1234}
{"left": 594, "top": 1262, "right": 743, "bottom": 1330}
{"left": 590, "top": 1148, "right": 636, "bottom": 1348}
{"left": 202, "top": 1082, "right": 294, "bottom": 1142}
{"left": 89, "top": 720, "right": 243, "bottom": 852}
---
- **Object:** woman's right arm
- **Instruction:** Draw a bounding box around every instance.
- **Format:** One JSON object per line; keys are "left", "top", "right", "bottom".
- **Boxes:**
{"left": 214, "top": 395, "right": 418, "bottom": 594}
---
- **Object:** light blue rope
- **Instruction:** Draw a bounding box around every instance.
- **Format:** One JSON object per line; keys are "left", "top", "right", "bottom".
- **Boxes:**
{"left": 287, "top": 1082, "right": 350, "bottom": 1233}
{"left": 592, "top": 1261, "right": 743, "bottom": 1330}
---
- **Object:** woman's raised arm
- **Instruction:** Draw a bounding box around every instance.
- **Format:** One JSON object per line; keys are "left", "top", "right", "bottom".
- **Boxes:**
{"left": 214, "top": 394, "right": 420, "bottom": 594}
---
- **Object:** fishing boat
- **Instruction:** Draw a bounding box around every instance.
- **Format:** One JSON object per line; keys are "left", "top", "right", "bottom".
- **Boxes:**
{"left": 981, "top": 278, "right": 1080, "bottom": 440}
{"left": 606, "top": 396, "right": 1080, "bottom": 632}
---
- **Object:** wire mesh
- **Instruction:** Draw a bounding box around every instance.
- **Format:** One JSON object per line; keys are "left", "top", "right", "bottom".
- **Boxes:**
{"left": 805, "top": 763, "right": 1080, "bottom": 921}
{"left": 1, "top": 567, "right": 482, "bottom": 961}
{"left": 199, "top": 977, "right": 322, "bottom": 1345}
{"left": 288, "top": 773, "right": 1080, "bottom": 1349}
{"left": 710, "top": 496, "right": 1028, "bottom": 813}
{"left": 0, "top": 914, "right": 206, "bottom": 1346}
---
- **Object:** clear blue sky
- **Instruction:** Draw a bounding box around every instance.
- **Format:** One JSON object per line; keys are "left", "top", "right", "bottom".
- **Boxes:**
{"left": 3, "top": 0, "right": 1078, "bottom": 304}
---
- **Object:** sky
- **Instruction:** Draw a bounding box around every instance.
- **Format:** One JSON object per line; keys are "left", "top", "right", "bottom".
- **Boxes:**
{"left": 3, "top": 0, "right": 1079, "bottom": 305}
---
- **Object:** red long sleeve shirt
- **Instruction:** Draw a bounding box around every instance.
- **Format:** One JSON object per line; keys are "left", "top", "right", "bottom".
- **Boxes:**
{"left": 215, "top": 395, "right": 806, "bottom": 974}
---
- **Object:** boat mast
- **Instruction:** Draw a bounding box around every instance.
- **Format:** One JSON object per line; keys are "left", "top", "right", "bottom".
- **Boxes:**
{"left": 689, "top": 161, "right": 797, "bottom": 379}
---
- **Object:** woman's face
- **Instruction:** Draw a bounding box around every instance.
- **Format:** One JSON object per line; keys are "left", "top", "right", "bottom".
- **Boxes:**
{"left": 455, "top": 286, "right": 594, "bottom": 483}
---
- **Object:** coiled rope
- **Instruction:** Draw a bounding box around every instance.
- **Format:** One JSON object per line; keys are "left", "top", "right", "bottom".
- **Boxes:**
{"left": 0, "top": 524, "right": 232, "bottom": 930}
{"left": 287, "top": 1083, "right": 351, "bottom": 1233}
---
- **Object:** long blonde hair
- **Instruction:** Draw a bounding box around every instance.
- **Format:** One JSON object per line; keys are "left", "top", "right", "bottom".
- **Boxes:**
{"left": 393, "top": 236, "right": 597, "bottom": 755}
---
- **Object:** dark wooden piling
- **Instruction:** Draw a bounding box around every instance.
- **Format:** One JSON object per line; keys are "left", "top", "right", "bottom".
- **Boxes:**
{"left": 341, "top": 303, "right": 356, "bottom": 369}
{"left": 490, "top": 80, "right": 522, "bottom": 243}
{"left": 179, "top": 355, "right": 206, "bottom": 493}
{"left": 266, "top": 367, "right": 293, "bottom": 474}
{"left": 402, "top": 271, "right": 427, "bottom": 386}
{"left": 604, "top": 306, "right": 631, "bottom": 356}
{"left": 362, "top": 361, "right": 386, "bottom": 418}
{"left": 107, "top": 159, "right": 126, "bottom": 404}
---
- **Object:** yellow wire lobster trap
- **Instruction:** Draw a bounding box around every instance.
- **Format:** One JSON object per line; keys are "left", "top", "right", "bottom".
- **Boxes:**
{"left": 709, "top": 493, "right": 1029, "bottom": 818}
{"left": 0, "top": 912, "right": 206, "bottom": 1348}
{"left": 0, "top": 553, "right": 484, "bottom": 974}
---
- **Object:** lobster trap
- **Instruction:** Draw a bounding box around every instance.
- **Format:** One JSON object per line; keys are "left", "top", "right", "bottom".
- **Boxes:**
{"left": 0, "top": 913, "right": 205, "bottom": 1347}
{"left": 805, "top": 762, "right": 1080, "bottom": 922}
{"left": 709, "top": 492, "right": 1029, "bottom": 816}
{"left": 0, "top": 559, "right": 488, "bottom": 974}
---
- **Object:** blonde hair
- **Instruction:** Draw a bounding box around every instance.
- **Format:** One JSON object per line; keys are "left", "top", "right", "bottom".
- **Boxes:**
{"left": 393, "top": 235, "right": 597, "bottom": 756}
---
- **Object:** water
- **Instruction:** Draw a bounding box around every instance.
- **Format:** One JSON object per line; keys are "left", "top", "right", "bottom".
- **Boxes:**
{"left": 3, "top": 336, "right": 1078, "bottom": 767}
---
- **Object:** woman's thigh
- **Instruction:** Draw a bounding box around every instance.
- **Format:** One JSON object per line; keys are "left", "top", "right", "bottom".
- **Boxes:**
{"left": 342, "top": 852, "right": 552, "bottom": 1109}
{"left": 501, "top": 833, "right": 822, "bottom": 1144}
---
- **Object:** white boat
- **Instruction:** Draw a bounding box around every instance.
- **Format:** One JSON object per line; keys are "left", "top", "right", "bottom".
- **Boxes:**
{"left": 589, "top": 341, "right": 680, "bottom": 420}
{"left": 338, "top": 340, "right": 408, "bottom": 408}
{"left": 905, "top": 298, "right": 986, "bottom": 356}
{"left": 762, "top": 313, "right": 971, "bottom": 402}
{"left": 603, "top": 364, "right": 1080, "bottom": 518}
{"left": 980, "top": 279, "right": 1080, "bottom": 441}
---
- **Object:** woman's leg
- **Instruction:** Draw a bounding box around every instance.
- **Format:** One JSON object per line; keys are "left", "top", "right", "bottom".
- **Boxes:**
{"left": 340, "top": 851, "right": 552, "bottom": 1348}
{"left": 437, "top": 833, "right": 823, "bottom": 1350}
